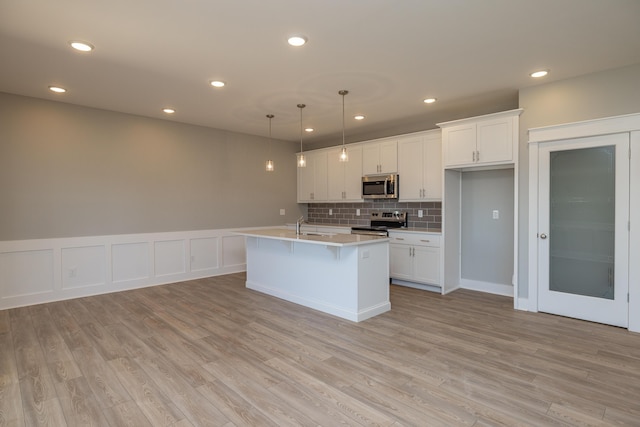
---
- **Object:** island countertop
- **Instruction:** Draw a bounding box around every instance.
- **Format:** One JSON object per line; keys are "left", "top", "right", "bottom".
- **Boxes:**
{"left": 234, "top": 228, "right": 389, "bottom": 247}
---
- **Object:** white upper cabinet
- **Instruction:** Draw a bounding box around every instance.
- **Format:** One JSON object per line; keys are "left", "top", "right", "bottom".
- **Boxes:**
{"left": 398, "top": 131, "right": 442, "bottom": 201}
{"left": 363, "top": 139, "right": 397, "bottom": 175}
{"left": 297, "top": 150, "right": 328, "bottom": 202}
{"left": 327, "top": 146, "right": 363, "bottom": 202}
{"left": 439, "top": 109, "right": 523, "bottom": 169}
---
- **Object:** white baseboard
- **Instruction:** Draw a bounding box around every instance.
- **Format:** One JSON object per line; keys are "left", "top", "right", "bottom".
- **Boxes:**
{"left": 459, "top": 278, "right": 514, "bottom": 297}
{"left": 0, "top": 228, "right": 249, "bottom": 310}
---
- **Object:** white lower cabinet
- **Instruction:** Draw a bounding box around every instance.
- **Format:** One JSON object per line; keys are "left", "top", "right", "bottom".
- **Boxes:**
{"left": 389, "top": 231, "right": 441, "bottom": 291}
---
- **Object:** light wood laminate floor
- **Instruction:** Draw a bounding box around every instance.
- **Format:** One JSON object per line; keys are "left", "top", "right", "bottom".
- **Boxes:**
{"left": 1, "top": 272, "right": 639, "bottom": 426}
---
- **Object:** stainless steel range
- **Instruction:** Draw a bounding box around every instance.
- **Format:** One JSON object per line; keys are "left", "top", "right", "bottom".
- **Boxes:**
{"left": 351, "top": 211, "right": 408, "bottom": 236}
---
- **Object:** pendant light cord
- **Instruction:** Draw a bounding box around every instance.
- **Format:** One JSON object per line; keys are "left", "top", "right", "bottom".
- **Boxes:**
{"left": 342, "top": 92, "right": 345, "bottom": 147}
{"left": 298, "top": 104, "right": 305, "bottom": 152}
{"left": 267, "top": 114, "right": 274, "bottom": 156}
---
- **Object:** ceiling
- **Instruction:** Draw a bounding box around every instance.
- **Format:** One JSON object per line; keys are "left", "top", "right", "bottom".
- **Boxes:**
{"left": 2, "top": 0, "right": 640, "bottom": 145}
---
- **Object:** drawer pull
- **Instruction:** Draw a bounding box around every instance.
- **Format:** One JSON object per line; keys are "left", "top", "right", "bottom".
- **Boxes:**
{"left": 420, "top": 239, "right": 430, "bottom": 243}
{"left": 395, "top": 237, "right": 405, "bottom": 241}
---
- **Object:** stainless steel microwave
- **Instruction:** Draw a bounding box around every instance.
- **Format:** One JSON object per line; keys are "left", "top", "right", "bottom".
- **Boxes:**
{"left": 362, "top": 174, "right": 399, "bottom": 199}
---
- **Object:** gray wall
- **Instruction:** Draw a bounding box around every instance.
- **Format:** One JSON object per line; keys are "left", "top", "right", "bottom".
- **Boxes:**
{"left": 0, "top": 92, "right": 304, "bottom": 241}
{"left": 518, "top": 62, "right": 640, "bottom": 298}
{"left": 461, "top": 169, "right": 514, "bottom": 286}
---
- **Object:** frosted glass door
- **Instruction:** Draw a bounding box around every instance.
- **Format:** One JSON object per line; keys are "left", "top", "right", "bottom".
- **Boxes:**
{"left": 538, "top": 133, "right": 629, "bottom": 327}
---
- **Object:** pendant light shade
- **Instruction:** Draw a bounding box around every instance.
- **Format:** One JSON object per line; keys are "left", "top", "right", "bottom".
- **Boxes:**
{"left": 265, "top": 114, "right": 275, "bottom": 172}
{"left": 338, "top": 90, "right": 349, "bottom": 162}
{"left": 297, "top": 104, "right": 307, "bottom": 168}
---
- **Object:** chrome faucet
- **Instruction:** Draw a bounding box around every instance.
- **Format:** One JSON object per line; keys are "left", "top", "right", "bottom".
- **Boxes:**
{"left": 295, "top": 216, "right": 305, "bottom": 235}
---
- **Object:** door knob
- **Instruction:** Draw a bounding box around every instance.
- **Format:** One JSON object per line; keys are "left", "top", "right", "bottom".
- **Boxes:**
{"left": 540, "top": 233, "right": 547, "bottom": 239}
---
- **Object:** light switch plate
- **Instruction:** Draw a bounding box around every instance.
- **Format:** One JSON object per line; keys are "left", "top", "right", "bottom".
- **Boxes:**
{"left": 493, "top": 210, "right": 499, "bottom": 219}
{"left": 280, "top": 209, "right": 285, "bottom": 215}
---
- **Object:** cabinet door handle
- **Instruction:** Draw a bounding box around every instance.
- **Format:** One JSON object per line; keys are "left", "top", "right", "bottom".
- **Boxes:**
{"left": 472, "top": 151, "right": 476, "bottom": 162}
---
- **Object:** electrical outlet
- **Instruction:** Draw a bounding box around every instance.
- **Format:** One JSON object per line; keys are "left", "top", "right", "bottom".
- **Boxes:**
{"left": 279, "top": 209, "right": 285, "bottom": 215}
{"left": 356, "top": 209, "right": 360, "bottom": 216}
{"left": 329, "top": 209, "right": 333, "bottom": 215}
{"left": 493, "top": 210, "right": 499, "bottom": 219}
{"left": 418, "top": 209, "right": 423, "bottom": 218}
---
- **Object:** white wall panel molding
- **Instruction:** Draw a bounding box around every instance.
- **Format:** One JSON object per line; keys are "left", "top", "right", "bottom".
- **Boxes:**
{"left": 0, "top": 228, "right": 248, "bottom": 310}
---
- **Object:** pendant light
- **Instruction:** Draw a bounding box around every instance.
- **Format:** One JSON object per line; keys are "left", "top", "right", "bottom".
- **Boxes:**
{"left": 297, "top": 104, "right": 307, "bottom": 167}
{"left": 338, "top": 90, "right": 349, "bottom": 162}
{"left": 265, "top": 114, "right": 275, "bottom": 172}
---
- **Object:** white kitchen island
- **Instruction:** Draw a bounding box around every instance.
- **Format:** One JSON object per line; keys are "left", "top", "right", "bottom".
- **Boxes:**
{"left": 234, "top": 228, "right": 390, "bottom": 322}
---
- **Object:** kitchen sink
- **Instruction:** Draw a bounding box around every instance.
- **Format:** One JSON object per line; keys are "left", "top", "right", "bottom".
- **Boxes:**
{"left": 300, "top": 232, "right": 336, "bottom": 237}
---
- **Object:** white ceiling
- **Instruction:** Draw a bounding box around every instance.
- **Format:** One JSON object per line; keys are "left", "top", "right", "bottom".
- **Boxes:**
{"left": 1, "top": 0, "right": 640, "bottom": 144}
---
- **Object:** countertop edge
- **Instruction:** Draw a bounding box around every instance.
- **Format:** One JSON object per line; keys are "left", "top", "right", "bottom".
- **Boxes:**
{"left": 234, "top": 229, "right": 390, "bottom": 247}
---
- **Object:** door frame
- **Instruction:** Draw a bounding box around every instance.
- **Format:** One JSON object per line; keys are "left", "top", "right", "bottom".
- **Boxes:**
{"left": 528, "top": 112, "right": 640, "bottom": 332}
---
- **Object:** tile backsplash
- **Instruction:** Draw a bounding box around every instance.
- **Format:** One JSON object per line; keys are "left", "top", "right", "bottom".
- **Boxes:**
{"left": 307, "top": 201, "right": 441, "bottom": 229}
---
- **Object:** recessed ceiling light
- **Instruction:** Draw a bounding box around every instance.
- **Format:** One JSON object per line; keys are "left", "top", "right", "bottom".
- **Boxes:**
{"left": 163, "top": 108, "right": 175, "bottom": 114}
{"left": 69, "top": 41, "right": 94, "bottom": 52}
{"left": 287, "top": 35, "right": 307, "bottom": 47}
{"left": 354, "top": 115, "right": 365, "bottom": 120}
{"left": 304, "top": 127, "right": 314, "bottom": 133}
{"left": 423, "top": 98, "right": 437, "bottom": 104}
{"left": 49, "top": 86, "right": 66, "bottom": 93}
{"left": 210, "top": 80, "right": 225, "bottom": 88}
{"left": 530, "top": 70, "right": 549, "bottom": 78}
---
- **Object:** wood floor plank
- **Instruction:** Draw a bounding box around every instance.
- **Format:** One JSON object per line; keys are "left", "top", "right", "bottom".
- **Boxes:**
{"left": 134, "top": 353, "right": 231, "bottom": 426}
{"left": 263, "top": 357, "right": 397, "bottom": 426}
{"left": 53, "top": 376, "right": 109, "bottom": 426}
{"left": 9, "top": 307, "right": 64, "bottom": 423}
{"left": 0, "top": 309, "right": 9, "bottom": 334}
{"left": 196, "top": 379, "right": 280, "bottom": 427}
{"left": 2, "top": 272, "right": 640, "bottom": 426}
{"left": 29, "top": 305, "right": 83, "bottom": 384}
{"left": 107, "top": 356, "right": 185, "bottom": 426}
{"left": 0, "top": 331, "right": 24, "bottom": 427}
{"left": 201, "top": 359, "right": 319, "bottom": 427}
{"left": 101, "top": 400, "right": 153, "bottom": 427}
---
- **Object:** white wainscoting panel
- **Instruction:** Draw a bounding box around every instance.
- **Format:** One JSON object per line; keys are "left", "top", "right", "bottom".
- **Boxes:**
{"left": 190, "top": 237, "right": 219, "bottom": 272}
{"left": 0, "top": 249, "right": 54, "bottom": 298}
{"left": 154, "top": 239, "right": 186, "bottom": 277}
{"left": 222, "top": 235, "right": 247, "bottom": 268}
{"left": 0, "top": 228, "right": 248, "bottom": 310}
{"left": 112, "top": 242, "right": 150, "bottom": 284}
{"left": 61, "top": 245, "right": 106, "bottom": 290}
